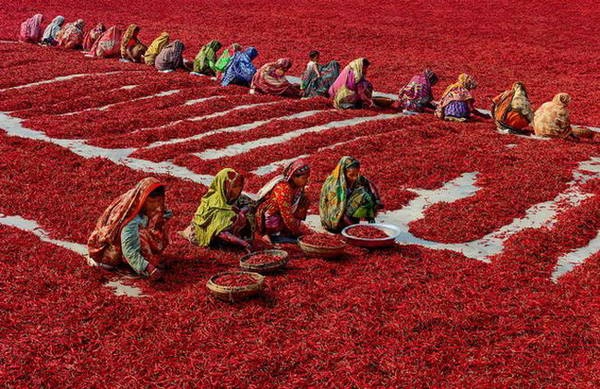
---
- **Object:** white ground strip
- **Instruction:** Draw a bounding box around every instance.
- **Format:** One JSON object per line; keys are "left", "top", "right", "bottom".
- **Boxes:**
{"left": 193, "top": 113, "right": 404, "bottom": 160}
{"left": 143, "top": 107, "right": 326, "bottom": 150}
{"left": 0, "top": 71, "right": 125, "bottom": 92}
{"left": 57, "top": 89, "right": 180, "bottom": 117}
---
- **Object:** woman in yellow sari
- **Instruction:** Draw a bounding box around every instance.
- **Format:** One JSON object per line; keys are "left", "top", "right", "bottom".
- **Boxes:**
{"left": 144, "top": 32, "right": 169, "bottom": 66}
{"left": 180, "top": 169, "right": 252, "bottom": 251}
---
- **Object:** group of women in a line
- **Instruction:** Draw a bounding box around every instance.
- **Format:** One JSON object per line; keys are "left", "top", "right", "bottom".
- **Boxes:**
{"left": 87, "top": 157, "right": 382, "bottom": 279}
{"left": 19, "top": 14, "right": 592, "bottom": 140}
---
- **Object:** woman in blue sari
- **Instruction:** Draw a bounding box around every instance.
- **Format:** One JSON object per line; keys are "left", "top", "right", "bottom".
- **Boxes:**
{"left": 221, "top": 47, "right": 259, "bottom": 87}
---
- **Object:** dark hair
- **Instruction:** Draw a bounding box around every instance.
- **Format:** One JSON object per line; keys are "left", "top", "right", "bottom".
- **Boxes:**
{"left": 148, "top": 186, "right": 165, "bottom": 198}
{"left": 362, "top": 58, "right": 370, "bottom": 67}
{"left": 309, "top": 50, "right": 320, "bottom": 60}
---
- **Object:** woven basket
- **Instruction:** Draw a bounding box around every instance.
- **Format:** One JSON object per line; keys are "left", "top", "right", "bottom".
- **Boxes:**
{"left": 240, "top": 249, "right": 289, "bottom": 273}
{"left": 206, "top": 271, "right": 265, "bottom": 303}
{"left": 298, "top": 236, "right": 346, "bottom": 259}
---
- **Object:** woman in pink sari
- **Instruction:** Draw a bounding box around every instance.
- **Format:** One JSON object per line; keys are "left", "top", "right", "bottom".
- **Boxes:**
{"left": 329, "top": 58, "right": 373, "bottom": 109}
{"left": 19, "top": 14, "right": 44, "bottom": 43}
{"left": 82, "top": 23, "right": 105, "bottom": 52}
{"left": 57, "top": 19, "right": 86, "bottom": 50}
{"left": 251, "top": 58, "right": 300, "bottom": 97}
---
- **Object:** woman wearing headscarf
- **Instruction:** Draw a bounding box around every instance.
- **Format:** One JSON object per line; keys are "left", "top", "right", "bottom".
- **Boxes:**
{"left": 82, "top": 23, "right": 105, "bottom": 52}
{"left": 57, "top": 19, "right": 85, "bottom": 50}
{"left": 192, "top": 40, "right": 222, "bottom": 75}
{"left": 155, "top": 40, "right": 188, "bottom": 71}
{"left": 221, "top": 47, "right": 259, "bottom": 87}
{"left": 88, "top": 178, "right": 172, "bottom": 280}
{"left": 301, "top": 50, "right": 341, "bottom": 98}
{"left": 329, "top": 58, "right": 374, "bottom": 109}
{"left": 143, "top": 32, "right": 169, "bottom": 66}
{"left": 180, "top": 168, "right": 252, "bottom": 251}
{"left": 120, "top": 24, "right": 145, "bottom": 62}
{"left": 532, "top": 93, "right": 593, "bottom": 140}
{"left": 86, "top": 25, "right": 123, "bottom": 58}
{"left": 396, "top": 69, "right": 438, "bottom": 112}
{"left": 255, "top": 159, "right": 312, "bottom": 244}
{"left": 41, "top": 15, "right": 65, "bottom": 45}
{"left": 435, "top": 73, "right": 485, "bottom": 121}
{"left": 251, "top": 58, "right": 300, "bottom": 97}
{"left": 19, "top": 14, "right": 44, "bottom": 43}
{"left": 490, "top": 82, "right": 534, "bottom": 134}
{"left": 320, "top": 156, "right": 383, "bottom": 232}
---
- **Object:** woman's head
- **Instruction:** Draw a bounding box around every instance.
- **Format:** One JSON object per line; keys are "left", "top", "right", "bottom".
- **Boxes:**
{"left": 209, "top": 40, "right": 222, "bottom": 51}
{"left": 424, "top": 68, "right": 438, "bottom": 85}
{"left": 275, "top": 58, "right": 292, "bottom": 72}
{"left": 458, "top": 73, "right": 477, "bottom": 90}
{"left": 309, "top": 50, "right": 320, "bottom": 61}
{"left": 75, "top": 19, "right": 85, "bottom": 29}
{"left": 284, "top": 159, "right": 310, "bottom": 188}
{"left": 143, "top": 185, "right": 165, "bottom": 214}
{"left": 342, "top": 157, "right": 361, "bottom": 184}
{"left": 553, "top": 92, "right": 571, "bottom": 106}
{"left": 53, "top": 16, "right": 65, "bottom": 26}
{"left": 513, "top": 81, "right": 527, "bottom": 96}
{"left": 245, "top": 47, "right": 259, "bottom": 60}
{"left": 225, "top": 170, "right": 245, "bottom": 202}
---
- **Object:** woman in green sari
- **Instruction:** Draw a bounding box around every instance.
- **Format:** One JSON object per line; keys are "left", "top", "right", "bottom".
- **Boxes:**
{"left": 319, "top": 156, "right": 383, "bottom": 232}
{"left": 192, "top": 40, "right": 222, "bottom": 76}
{"left": 180, "top": 168, "right": 252, "bottom": 251}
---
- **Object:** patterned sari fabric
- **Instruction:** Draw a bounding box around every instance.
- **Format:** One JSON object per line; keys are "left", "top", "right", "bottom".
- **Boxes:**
{"left": 255, "top": 160, "right": 311, "bottom": 237}
{"left": 88, "top": 26, "right": 123, "bottom": 58}
{"left": 491, "top": 82, "right": 534, "bottom": 132}
{"left": 87, "top": 177, "right": 169, "bottom": 269}
{"left": 193, "top": 40, "right": 222, "bottom": 75}
{"left": 155, "top": 40, "right": 185, "bottom": 71}
{"left": 533, "top": 93, "right": 574, "bottom": 138}
{"left": 120, "top": 24, "right": 141, "bottom": 59}
{"left": 183, "top": 168, "right": 246, "bottom": 247}
{"left": 301, "top": 60, "right": 341, "bottom": 97}
{"left": 319, "top": 156, "right": 382, "bottom": 232}
{"left": 214, "top": 43, "right": 241, "bottom": 73}
{"left": 144, "top": 32, "right": 169, "bottom": 66}
{"left": 251, "top": 58, "right": 300, "bottom": 97}
{"left": 57, "top": 20, "right": 85, "bottom": 50}
{"left": 82, "top": 23, "right": 105, "bottom": 52}
{"left": 329, "top": 58, "right": 373, "bottom": 109}
{"left": 221, "top": 47, "right": 259, "bottom": 87}
{"left": 397, "top": 69, "right": 437, "bottom": 112}
{"left": 19, "top": 14, "right": 44, "bottom": 43}
{"left": 41, "top": 15, "right": 64, "bottom": 45}
{"left": 435, "top": 73, "right": 477, "bottom": 120}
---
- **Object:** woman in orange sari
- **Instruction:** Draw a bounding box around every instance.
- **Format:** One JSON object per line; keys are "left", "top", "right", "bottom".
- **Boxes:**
{"left": 88, "top": 178, "right": 172, "bottom": 280}
{"left": 255, "top": 159, "right": 312, "bottom": 244}
{"left": 491, "top": 82, "right": 534, "bottom": 134}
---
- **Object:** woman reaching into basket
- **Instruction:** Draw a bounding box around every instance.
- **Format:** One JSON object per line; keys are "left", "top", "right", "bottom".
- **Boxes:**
{"left": 255, "top": 159, "right": 312, "bottom": 244}
{"left": 180, "top": 168, "right": 253, "bottom": 252}
{"left": 88, "top": 178, "right": 172, "bottom": 281}
{"left": 320, "top": 156, "right": 383, "bottom": 233}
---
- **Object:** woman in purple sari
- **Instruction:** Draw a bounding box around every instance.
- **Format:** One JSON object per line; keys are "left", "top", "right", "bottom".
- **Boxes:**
{"left": 396, "top": 69, "right": 438, "bottom": 112}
